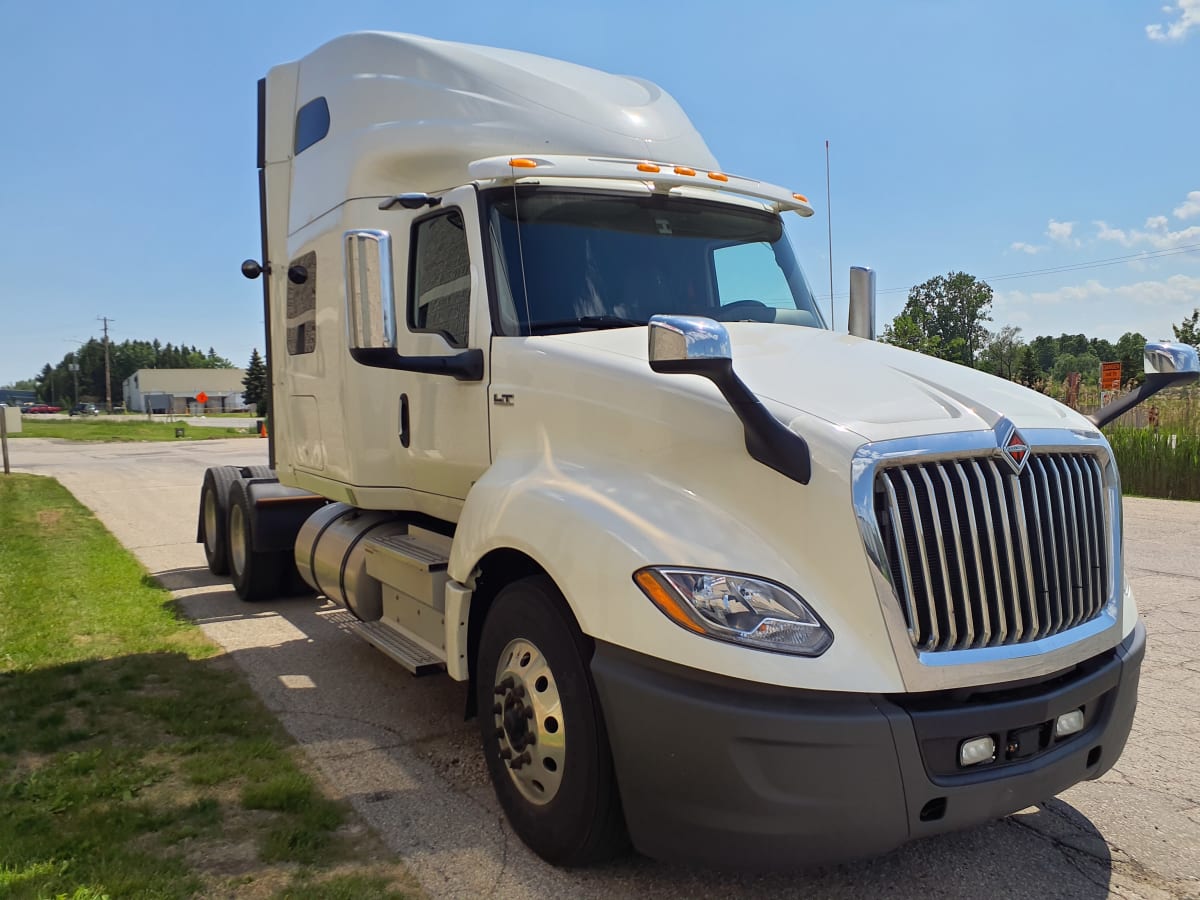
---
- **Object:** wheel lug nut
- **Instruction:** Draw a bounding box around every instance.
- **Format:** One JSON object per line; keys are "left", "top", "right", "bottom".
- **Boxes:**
{"left": 523, "top": 707, "right": 534, "bottom": 719}
{"left": 499, "top": 747, "right": 512, "bottom": 760}
{"left": 511, "top": 750, "right": 532, "bottom": 770}
{"left": 514, "top": 685, "right": 526, "bottom": 698}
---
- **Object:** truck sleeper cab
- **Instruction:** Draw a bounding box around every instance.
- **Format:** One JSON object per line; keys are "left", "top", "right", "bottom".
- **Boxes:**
{"left": 196, "top": 31, "right": 1196, "bottom": 868}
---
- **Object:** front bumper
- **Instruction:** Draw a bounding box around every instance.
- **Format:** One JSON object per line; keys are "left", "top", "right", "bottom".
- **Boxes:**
{"left": 591, "top": 621, "right": 1144, "bottom": 869}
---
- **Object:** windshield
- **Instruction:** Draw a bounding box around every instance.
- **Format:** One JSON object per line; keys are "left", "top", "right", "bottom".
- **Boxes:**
{"left": 484, "top": 188, "right": 825, "bottom": 335}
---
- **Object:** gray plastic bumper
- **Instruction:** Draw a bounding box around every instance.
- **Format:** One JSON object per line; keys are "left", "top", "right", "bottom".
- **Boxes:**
{"left": 590, "top": 621, "right": 1144, "bottom": 869}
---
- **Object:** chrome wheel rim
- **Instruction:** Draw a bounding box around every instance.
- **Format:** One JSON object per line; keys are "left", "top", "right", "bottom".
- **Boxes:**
{"left": 203, "top": 489, "right": 219, "bottom": 554}
{"left": 229, "top": 502, "right": 247, "bottom": 577}
{"left": 492, "top": 638, "right": 565, "bottom": 805}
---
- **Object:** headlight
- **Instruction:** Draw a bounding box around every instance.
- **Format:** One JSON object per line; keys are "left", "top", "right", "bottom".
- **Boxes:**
{"left": 633, "top": 567, "right": 832, "bottom": 657}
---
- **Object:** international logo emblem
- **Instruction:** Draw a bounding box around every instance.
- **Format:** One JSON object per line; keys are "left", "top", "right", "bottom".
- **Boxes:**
{"left": 997, "top": 421, "right": 1030, "bottom": 474}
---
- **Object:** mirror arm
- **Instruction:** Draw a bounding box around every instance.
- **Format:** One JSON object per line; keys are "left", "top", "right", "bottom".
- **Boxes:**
{"left": 1089, "top": 372, "right": 1197, "bottom": 429}
{"left": 349, "top": 347, "right": 484, "bottom": 381}
{"left": 651, "top": 357, "right": 811, "bottom": 484}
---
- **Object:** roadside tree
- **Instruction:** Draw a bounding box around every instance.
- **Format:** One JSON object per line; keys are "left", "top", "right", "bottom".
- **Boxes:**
{"left": 881, "top": 272, "right": 993, "bottom": 367}
{"left": 977, "top": 325, "right": 1024, "bottom": 381}
{"left": 1174, "top": 308, "right": 1200, "bottom": 346}
{"left": 243, "top": 348, "right": 268, "bottom": 416}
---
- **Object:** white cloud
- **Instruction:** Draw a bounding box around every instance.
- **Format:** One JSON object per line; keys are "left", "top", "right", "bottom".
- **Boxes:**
{"left": 1093, "top": 215, "right": 1200, "bottom": 250}
{"left": 1175, "top": 190, "right": 1200, "bottom": 220}
{"left": 995, "top": 274, "right": 1200, "bottom": 341}
{"left": 1046, "top": 219, "right": 1078, "bottom": 245}
{"left": 999, "top": 274, "right": 1200, "bottom": 314}
{"left": 1010, "top": 241, "right": 1040, "bottom": 255}
{"left": 1146, "top": 0, "right": 1200, "bottom": 41}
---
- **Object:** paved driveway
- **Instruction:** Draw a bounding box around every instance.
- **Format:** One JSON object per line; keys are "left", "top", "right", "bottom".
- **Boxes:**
{"left": 8, "top": 437, "right": 1200, "bottom": 898}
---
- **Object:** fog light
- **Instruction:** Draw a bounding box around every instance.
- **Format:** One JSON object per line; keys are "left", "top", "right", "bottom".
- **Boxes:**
{"left": 1055, "top": 708, "right": 1085, "bottom": 738}
{"left": 959, "top": 735, "right": 996, "bottom": 767}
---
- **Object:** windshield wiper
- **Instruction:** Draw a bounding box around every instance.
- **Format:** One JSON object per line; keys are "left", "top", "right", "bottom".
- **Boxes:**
{"left": 527, "top": 315, "right": 648, "bottom": 334}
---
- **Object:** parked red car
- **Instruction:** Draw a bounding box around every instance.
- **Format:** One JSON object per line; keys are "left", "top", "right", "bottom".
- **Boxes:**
{"left": 24, "top": 404, "right": 62, "bottom": 414}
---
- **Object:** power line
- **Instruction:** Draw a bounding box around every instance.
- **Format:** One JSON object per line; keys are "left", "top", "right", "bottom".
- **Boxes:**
{"left": 833, "top": 241, "right": 1200, "bottom": 300}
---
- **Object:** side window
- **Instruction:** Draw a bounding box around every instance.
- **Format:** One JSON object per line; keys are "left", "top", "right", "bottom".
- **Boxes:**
{"left": 294, "top": 97, "right": 329, "bottom": 155}
{"left": 410, "top": 211, "right": 470, "bottom": 348}
{"left": 286, "top": 251, "right": 316, "bottom": 355}
{"left": 713, "top": 241, "right": 795, "bottom": 310}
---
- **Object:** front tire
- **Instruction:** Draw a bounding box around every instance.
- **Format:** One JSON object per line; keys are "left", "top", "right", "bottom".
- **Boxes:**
{"left": 227, "top": 481, "right": 285, "bottom": 602}
{"left": 476, "top": 575, "right": 627, "bottom": 866}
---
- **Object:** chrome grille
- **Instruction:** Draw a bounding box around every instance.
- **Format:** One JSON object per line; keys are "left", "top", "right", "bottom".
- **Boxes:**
{"left": 874, "top": 452, "right": 1108, "bottom": 652}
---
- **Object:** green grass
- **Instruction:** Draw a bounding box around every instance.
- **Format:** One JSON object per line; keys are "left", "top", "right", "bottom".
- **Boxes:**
{"left": 12, "top": 418, "right": 259, "bottom": 441}
{"left": 0, "top": 475, "right": 417, "bottom": 899}
{"left": 1107, "top": 426, "right": 1200, "bottom": 501}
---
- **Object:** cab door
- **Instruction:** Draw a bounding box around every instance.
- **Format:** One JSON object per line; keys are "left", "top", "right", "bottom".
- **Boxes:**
{"left": 395, "top": 187, "right": 492, "bottom": 498}
{"left": 343, "top": 185, "right": 492, "bottom": 502}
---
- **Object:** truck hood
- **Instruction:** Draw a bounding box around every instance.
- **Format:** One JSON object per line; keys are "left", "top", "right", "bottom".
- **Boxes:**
{"left": 535, "top": 324, "right": 1094, "bottom": 443}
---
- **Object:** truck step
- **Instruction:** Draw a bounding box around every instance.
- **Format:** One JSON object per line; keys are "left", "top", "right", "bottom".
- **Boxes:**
{"left": 326, "top": 609, "right": 444, "bottom": 676}
{"left": 365, "top": 531, "right": 450, "bottom": 571}
{"left": 363, "top": 528, "right": 451, "bottom": 612}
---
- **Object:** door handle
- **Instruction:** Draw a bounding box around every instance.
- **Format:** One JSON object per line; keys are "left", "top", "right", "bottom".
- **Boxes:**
{"left": 399, "top": 393, "right": 410, "bottom": 448}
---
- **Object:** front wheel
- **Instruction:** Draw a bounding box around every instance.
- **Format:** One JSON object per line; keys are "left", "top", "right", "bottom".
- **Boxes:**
{"left": 476, "top": 575, "right": 627, "bottom": 866}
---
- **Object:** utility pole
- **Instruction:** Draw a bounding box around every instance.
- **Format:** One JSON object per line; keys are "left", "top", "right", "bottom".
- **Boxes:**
{"left": 99, "top": 316, "right": 114, "bottom": 412}
{"left": 68, "top": 354, "right": 79, "bottom": 406}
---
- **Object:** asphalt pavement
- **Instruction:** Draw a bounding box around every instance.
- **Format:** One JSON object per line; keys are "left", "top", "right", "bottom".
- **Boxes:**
{"left": 8, "top": 436, "right": 1200, "bottom": 898}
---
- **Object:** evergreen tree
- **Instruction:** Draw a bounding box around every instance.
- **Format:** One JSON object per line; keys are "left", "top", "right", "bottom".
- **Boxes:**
{"left": 243, "top": 348, "right": 268, "bottom": 415}
{"left": 1017, "top": 346, "right": 1042, "bottom": 388}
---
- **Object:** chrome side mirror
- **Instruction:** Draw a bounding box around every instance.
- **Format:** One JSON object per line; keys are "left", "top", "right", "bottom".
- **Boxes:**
{"left": 648, "top": 315, "right": 732, "bottom": 371}
{"left": 344, "top": 229, "right": 396, "bottom": 350}
{"left": 1091, "top": 340, "right": 1199, "bottom": 428}
{"left": 848, "top": 266, "right": 876, "bottom": 339}
{"left": 343, "top": 228, "right": 483, "bottom": 380}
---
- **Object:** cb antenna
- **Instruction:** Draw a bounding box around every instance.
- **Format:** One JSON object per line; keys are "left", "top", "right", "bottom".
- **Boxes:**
{"left": 825, "top": 140, "right": 834, "bottom": 330}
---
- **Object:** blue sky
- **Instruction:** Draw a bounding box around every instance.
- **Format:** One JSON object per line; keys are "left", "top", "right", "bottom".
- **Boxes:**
{"left": 2, "top": 1, "right": 1198, "bottom": 384}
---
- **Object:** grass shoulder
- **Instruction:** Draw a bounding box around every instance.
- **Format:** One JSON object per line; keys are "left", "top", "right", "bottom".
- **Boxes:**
{"left": 0, "top": 475, "right": 418, "bottom": 899}
{"left": 12, "top": 418, "right": 259, "bottom": 442}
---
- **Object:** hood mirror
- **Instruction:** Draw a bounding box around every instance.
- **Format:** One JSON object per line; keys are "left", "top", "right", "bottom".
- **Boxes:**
{"left": 1145, "top": 341, "right": 1200, "bottom": 376}
{"left": 648, "top": 315, "right": 731, "bottom": 371}
{"left": 1091, "top": 340, "right": 1199, "bottom": 429}
{"left": 647, "top": 315, "right": 810, "bottom": 484}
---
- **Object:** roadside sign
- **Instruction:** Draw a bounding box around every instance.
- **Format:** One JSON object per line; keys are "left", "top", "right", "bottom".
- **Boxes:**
{"left": 1100, "top": 362, "right": 1122, "bottom": 391}
{"left": 195, "top": 391, "right": 209, "bottom": 405}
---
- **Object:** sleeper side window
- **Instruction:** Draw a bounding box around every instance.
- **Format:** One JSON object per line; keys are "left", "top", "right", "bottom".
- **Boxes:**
{"left": 294, "top": 97, "right": 330, "bottom": 155}
{"left": 286, "top": 251, "right": 317, "bottom": 355}
{"left": 410, "top": 211, "right": 471, "bottom": 348}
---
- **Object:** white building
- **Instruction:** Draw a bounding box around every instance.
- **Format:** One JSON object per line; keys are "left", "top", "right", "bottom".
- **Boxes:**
{"left": 122, "top": 369, "right": 248, "bottom": 413}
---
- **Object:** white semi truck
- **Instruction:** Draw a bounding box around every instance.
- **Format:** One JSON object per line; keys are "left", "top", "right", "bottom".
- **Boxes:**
{"left": 198, "top": 32, "right": 1198, "bottom": 868}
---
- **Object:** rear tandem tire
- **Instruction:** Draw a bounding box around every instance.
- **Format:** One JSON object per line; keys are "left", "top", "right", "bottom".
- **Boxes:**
{"left": 227, "top": 481, "right": 285, "bottom": 603}
{"left": 199, "top": 466, "right": 240, "bottom": 576}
